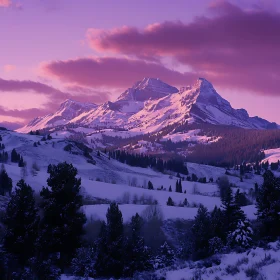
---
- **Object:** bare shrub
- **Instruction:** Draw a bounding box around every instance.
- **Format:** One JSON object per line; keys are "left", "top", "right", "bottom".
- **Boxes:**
{"left": 142, "top": 205, "right": 163, "bottom": 222}
{"left": 131, "top": 177, "right": 138, "bottom": 187}
{"left": 119, "top": 192, "right": 130, "bottom": 204}
{"left": 192, "top": 184, "right": 199, "bottom": 194}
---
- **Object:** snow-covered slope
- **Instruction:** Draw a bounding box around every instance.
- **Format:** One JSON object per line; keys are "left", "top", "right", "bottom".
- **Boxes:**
{"left": 0, "top": 130, "right": 260, "bottom": 222}
{"left": 17, "top": 78, "right": 277, "bottom": 134}
{"left": 18, "top": 99, "right": 97, "bottom": 132}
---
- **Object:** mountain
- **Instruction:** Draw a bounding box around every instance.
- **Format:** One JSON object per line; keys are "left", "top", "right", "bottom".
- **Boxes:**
{"left": 17, "top": 78, "right": 277, "bottom": 133}
{"left": 117, "top": 77, "right": 178, "bottom": 102}
{"left": 19, "top": 99, "right": 97, "bottom": 132}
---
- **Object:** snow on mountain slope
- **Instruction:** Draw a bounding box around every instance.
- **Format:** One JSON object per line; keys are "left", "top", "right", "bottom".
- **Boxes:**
{"left": 17, "top": 78, "right": 278, "bottom": 135}
{"left": 18, "top": 99, "right": 97, "bottom": 133}
{"left": 0, "top": 130, "right": 261, "bottom": 222}
{"left": 117, "top": 77, "right": 178, "bottom": 102}
{"left": 263, "top": 148, "right": 280, "bottom": 163}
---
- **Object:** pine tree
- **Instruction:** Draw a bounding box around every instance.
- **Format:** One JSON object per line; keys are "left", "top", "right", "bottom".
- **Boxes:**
{"left": 71, "top": 247, "right": 96, "bottom": 278}
{"left": 95, "top": 221, "right": 108, "bottom": 276}
{"left": 0, "top": 164, "right": 13, "bottom": 195}
{"left": 148, "top": 181, "right": 154, "bottom": 190}
{"left": 153, "top": 242, "right": 175, "bottom": 269}
{"left": 123, "top": 213, "right": 152, "bottom": 276}
{"left": 234, "top": 189, "right": 248, "bottom": 207}
{"left": 229, "top": 219, "right": 253, "bottom": 248}
{"left": 175, "top": 180, "right": 179, "bottom": 192}
{"left": 256, "top": 170, "right": 280, "bottom": 238}
{"left": 210, "top": 206, "right": 225, "bottom": 240}
{"left": 3, "top": 179, "right": 39, "bottom": 266}
{"left": 191, "top": 205, "right": 212, "bottom": 259}
{"left": 169, "top": 185, "right": 172, "bottom": 192}
{"left": 221, "top": 185, "right": 238, "bottom": 234}
{"left": 166, "top": 196, "right": 175, "bottom": 206}
{"left": 96, "top": 202, "right": 124, "bottom": 278}
{"left": 39, "top": 162, "right": 86, "bottom": 270}
{"left": 179, "top": 179, "right": 183, "bottom": 193}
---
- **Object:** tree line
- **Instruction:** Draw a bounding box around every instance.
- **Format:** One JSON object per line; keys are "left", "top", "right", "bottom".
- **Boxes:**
{"left": 108, "top": 150, "right": 189, "bottom": 175}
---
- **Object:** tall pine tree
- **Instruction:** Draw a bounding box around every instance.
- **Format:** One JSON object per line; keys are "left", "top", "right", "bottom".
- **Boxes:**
{"left": 39, "top": 162, "right": 86, "bottom": 270}
{"left": 95, "top": 202, "right": 124, "bottom": 278}
{"left": 0, "top": 164, "right": 13, "bottom": 196}
{"left": 191, "top": 205, "right": 212, "bottom": 260}
{"left": 123, "top": 213, "right": 152, "bottom": 277}
{"left": 256, "top": 170, "right": 280, "bottom": 238}
{"left": 3, "top": 180, "right": 39, "bottom": 266}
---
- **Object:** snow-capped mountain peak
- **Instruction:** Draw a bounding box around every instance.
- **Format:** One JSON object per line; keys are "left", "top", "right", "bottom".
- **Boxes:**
{"left": 117, "top": 77, "right": 178, "bottom": 102}
{"left": 17, "top": 78, "right": 278, "bottom": 133}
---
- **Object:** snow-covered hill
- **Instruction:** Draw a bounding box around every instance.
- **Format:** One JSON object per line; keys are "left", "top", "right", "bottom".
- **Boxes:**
{"left": 0, "top": 130, "right": 259, "bottom": 222}
{"left": 18, "top": 78, "right": 277, "bottom": 134}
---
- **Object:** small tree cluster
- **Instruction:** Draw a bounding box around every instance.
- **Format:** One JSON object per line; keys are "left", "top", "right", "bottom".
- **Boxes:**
{"left": 0, "top": 164, "right": 13, "bottom": 196}
{"left": 175, "top": 179, "right": 182, "bottom": 193}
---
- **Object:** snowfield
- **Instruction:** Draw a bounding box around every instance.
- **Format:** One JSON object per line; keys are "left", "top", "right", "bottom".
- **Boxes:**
{"left": 0, "top": 130, "right": 261, "bottom": 223}
{"left": 165, "top": 241, "right": 280, "bottom": 280}
{"left": 264, "top": 148, "right": 280, "bottom": 163}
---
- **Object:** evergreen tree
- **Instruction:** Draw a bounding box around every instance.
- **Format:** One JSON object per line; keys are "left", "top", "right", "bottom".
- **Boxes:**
{"left": 39, "top": 162, "right": 86, "bottom": 270}
{"left": 229, "top": 219, "right": 253, "bottom": 248}
{"left": 0, "top": 164, "right": 13, "bottom": 195}
{"left": 148, "top": 181, "right": 154, "bottom": 190}
{"left": 96, "top": 202, "right": 124, "bottom": 278}
{"left": 95, "top": 221, "right": 108, "bottom": 276}
{"left": 169, "top": 185, "right": 172, "bottom": 192}
{"left": 11, "top": 148, "right": 19, "bottom": 162}
{"left": 256, "top": 170, "right": 280, "bottom": 238}
{"left": 191, "top": 205, "right": 212, "bottom": 259}
{"left": 210, "top": 206, "right": 225, "bottom": 240}
{"left": 166, "top": 197, "right": 175, "bottom": 206}
{"left": 3, "top": 180, "right": 39, "bottom": 266}
{"left": 153, "top": 242, "right": 175, "bottom": 269}
{"left": 234, "top": 189, "right": 248, "bottom": 207}
{"left": 179, "top": 179, "right": 183, "bottom": 193}
{"left": 123, "top": 213, "right": 152, "bottom": 276}
{"left": 71, "top": 247, "right": 96, "bottom": 278}
{"left": 18, "top": 156, "right": 25, "bottom": 167}
{"left": 221, "top": 185, "right": 238, "bottom": 234}
{"left": 175, "top": 180, "right": 179, "bottom": 192}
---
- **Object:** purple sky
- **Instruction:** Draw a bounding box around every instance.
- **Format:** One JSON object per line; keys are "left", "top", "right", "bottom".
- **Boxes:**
{"left": 1, "top": 0, "right": 280, "bottom": 128}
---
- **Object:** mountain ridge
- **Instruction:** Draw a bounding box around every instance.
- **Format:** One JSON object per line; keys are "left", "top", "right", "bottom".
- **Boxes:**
{"left": 17, "top": 78, "right": 278, "bottom": 133}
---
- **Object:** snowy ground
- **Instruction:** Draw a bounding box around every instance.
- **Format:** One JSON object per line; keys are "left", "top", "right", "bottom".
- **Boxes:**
{"left": 0, "top": 130, "right": 262, "bottom": 224}
{"left": 264, "top": 148, "right": 280, "bottom": 164}
{"left": 165, "top": 241, "right": 280, "bottom": 280}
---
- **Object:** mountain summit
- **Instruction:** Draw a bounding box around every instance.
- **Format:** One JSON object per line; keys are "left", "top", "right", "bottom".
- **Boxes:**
{"left": 17, "top": 78, "right": 277, "bottom": 133}
{"left": 117, "top": 77, "right": 178, "bottom": 102}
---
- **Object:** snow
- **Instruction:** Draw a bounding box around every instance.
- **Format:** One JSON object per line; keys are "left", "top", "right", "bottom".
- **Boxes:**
{"left": 0, "top": 130, "right": 262, "bottom": 225}
{"left": 165, "top": 241, "right": 280, "bottom": 280}
{"left": 264, "top": 148, "right": 280, "bottom": 163}
{"left": 17, "top": 78, "right": 276, "bottom": 136}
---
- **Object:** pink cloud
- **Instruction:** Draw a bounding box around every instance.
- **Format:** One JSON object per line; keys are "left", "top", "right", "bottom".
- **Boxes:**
{"left": 42, "top": 57, "right": 197, "bottom": 88}
{"left": 3, "top": 64, "right": 16, "bottom": 72}
{"left": 0, "top": 0, "right": 11, "bottom": 7}
{"left": 0, "top": 77, "right": 113, "bottom": 122}
{"left": 0, "top": 121, "right": 24, "bottom": 130}
{"left": 86, "top": 1, "right": 280, "bottom": 96}
{"left": 0, "top": 78, "right": 69, "bottom": 100}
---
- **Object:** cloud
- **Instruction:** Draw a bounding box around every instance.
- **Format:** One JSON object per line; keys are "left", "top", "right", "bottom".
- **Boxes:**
{"left": 65, "top": 85, "right": 112, "bottom": 104}
{"left": 0, "top": 78, "right": 69, "bottom": 100}
{"left": 86, "top": 1, "right": 280, "bottom": 96}
{"left": 0, "top": 105, "right": 50, "bottom": 121}
{"left": 42, "top": 57, "right": 197, "bottom": 88}
{"left": 0, "top": 0, "right": 22, "bottom": 9}
{"left": 0, "top": 0, "right": 11, "bottom": 7}
{"left": 3, "top": 64, "right": 16, "bottom": 73}
{"left": 0, "top": 77, "right": 114, "bottom": 122}
{"left": 0, "top": 121, "right": 24, "bottom": 130}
